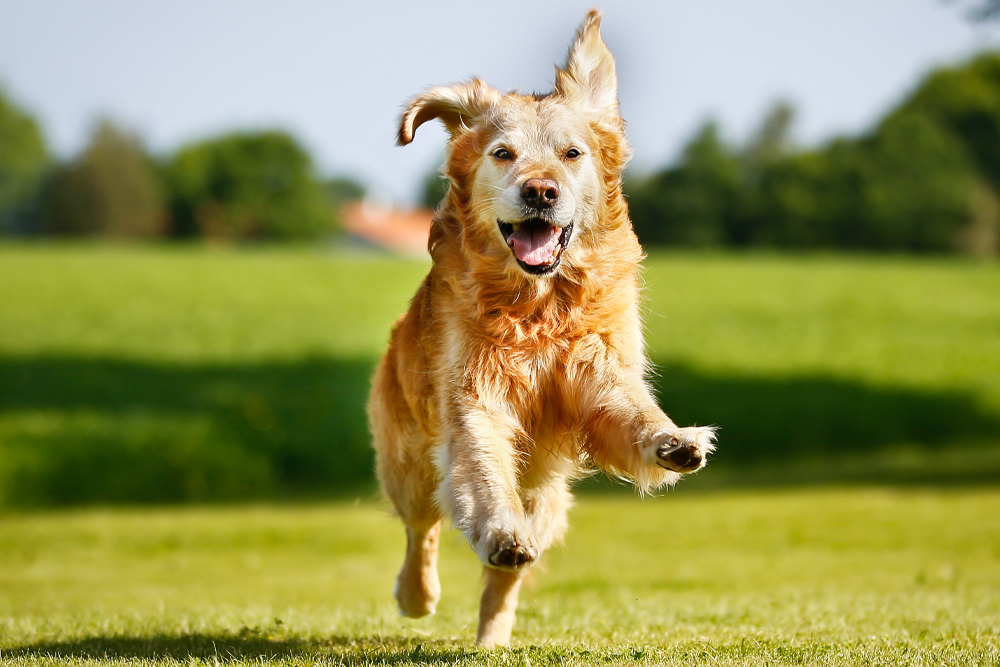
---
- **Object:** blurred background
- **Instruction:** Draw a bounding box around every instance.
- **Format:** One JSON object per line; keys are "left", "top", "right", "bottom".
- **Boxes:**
{"left": 1, "top": 0, "right": 999, "bottom": 507}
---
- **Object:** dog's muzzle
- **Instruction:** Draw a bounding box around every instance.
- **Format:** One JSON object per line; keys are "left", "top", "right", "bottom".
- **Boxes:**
{"left": 497, "top": 218, "right": 573, "bottom": 275}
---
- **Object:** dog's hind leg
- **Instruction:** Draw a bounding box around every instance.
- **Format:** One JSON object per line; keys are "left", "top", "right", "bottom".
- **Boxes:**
{"left": 477, "top": 567, "right": 525, "bottom": 647}
{"left": 395, "top": 516, "right": 443, "bottom": 618}
{"left": 370, "top": 355, "right": 443, "bottom": 618}
{"left": 378, "top": 433, "right": 443, "bottom": 618}
{"left": 521, "top": 472, "right": 574, "bottom": 556}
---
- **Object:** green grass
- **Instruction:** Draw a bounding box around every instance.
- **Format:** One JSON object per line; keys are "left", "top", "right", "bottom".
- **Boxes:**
{"left": 1, "top": 244, "right": 999, "bottom": 664}
{"left": 1, "top": 490, "right": 998, "bottom": 665}
{"left": 1, "top": 244, "right": 999, "bottom": 504}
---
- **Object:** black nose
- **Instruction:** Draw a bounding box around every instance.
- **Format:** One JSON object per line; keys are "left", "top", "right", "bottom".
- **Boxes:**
{"left": 521, "top": 178, "right": 560, "bottom": 210}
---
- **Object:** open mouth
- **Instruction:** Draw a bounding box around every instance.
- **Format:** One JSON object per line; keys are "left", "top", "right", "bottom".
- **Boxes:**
{"left": 497, "top": 218, "right": 574, "bottom": 275}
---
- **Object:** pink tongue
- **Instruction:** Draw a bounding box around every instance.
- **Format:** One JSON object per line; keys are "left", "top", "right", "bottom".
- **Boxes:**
{"left": 508, "top": 225, "right": 560, "bottom": 265}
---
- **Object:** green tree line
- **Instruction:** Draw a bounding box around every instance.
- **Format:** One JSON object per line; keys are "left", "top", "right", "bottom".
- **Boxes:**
{"left": 3, "top": 50, "right": 1000, "bottom": 251}
{"left": 0, "top": 100, "right": 364, "bottom": 240}
{"left": 626, "top": 52, "right": 1000, "bottom": 255}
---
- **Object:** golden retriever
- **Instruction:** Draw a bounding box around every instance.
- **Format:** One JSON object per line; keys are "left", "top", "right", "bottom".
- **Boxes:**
{"left": 368, "top": 10, "right": 716, "bottom": 647}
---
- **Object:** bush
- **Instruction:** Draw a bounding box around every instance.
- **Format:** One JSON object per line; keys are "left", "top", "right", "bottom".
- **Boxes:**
{"left": 41, "top": 120, "right": 166, "bottom": 237}
{"left": 165, "top": 131, "right": 335, "bottom": 240}
{"left": 0, "top": 88, "right": 49, "bottom": 233}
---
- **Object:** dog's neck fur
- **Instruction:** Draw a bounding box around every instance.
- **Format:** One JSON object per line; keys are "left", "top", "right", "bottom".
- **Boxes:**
{"left": 428, "top": 189, "right": 641, "bottom": 348}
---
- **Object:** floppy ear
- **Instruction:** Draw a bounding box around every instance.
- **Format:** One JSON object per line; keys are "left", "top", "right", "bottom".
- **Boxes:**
{"left": 554, "top": 10, "right": 620, "bottom": 123}
{"left": 397, "top": 78, "right": 500, "bottom": 146}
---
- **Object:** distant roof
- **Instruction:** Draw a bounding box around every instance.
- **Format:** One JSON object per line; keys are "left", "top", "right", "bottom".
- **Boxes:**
{"left": 340, "top": 201, "right": 433, "bottom": 256}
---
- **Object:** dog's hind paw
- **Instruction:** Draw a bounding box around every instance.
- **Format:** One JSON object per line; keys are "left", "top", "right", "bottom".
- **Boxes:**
{"left": 394, "top": 571, "right": 440, "bottom": 618}
{"left": 648, "top": 426, "right": 717, "bottom": 473}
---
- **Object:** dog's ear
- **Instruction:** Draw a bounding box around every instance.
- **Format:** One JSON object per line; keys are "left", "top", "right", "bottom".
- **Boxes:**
{"left": 554, "top": 10, "right": 619, "bottom": 123}
{"left": 398, "top": 79, "right": 500, "bottom": 146}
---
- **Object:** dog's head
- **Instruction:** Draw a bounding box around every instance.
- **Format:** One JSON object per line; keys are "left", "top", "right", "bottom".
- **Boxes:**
{"left": 398, "top": 11, "right": 631, "bottom": 279}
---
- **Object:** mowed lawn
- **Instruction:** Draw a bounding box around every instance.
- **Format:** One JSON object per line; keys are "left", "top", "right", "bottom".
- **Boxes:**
{"left": 2, "top": 490, "right": 999, "bottom": 665}
{"left": 0, "top": 244, "right": 999, "bottom": 664}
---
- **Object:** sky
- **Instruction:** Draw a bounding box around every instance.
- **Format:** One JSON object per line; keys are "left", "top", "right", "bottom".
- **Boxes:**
{"left": 1, "top": 0, "right": 998, "bottom": 205}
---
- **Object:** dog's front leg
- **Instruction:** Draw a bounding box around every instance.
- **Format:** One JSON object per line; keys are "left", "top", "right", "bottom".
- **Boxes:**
{"left": 477, "top": 566, "right": 525, "bottom": 648}
{"left": 584, "top": 372, "right": 716, "bottom": 489}
{"left": 438, "top": 402, "right": 536, "bottom": 647}
{"left": 438, "top": 403, "right": 538, "bottom": 572}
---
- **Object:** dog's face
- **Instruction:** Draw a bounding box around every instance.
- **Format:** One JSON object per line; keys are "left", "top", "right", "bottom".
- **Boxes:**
{"left": 398, "top": 11, "right": 628, "bottom": 278}
{"left": 473, "top": 97, "right": 603, "bottom": 275}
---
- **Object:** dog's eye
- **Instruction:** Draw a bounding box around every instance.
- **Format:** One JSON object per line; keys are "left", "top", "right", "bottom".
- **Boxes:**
{"left": 492, "top": 147, "right": 513, "bottom": 161}
{"left": 564, "top": 147, "right": 582, "bottom": 160}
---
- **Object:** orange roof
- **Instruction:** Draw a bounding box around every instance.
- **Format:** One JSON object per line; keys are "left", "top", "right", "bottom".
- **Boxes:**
{"left": 340, "top": 201, "right": 433, "bottom": 256}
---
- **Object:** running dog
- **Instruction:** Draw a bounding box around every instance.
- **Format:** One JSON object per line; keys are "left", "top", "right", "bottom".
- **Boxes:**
{"left": 368, "top": 10, "right": 716, "bottom": 647}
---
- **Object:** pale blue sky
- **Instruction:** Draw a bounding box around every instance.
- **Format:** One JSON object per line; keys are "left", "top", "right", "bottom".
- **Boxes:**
{"left": 1, "top": 0, "right": 998, "bottom": 204}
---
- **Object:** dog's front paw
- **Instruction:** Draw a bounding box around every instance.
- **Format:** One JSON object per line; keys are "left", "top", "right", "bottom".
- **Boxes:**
{"left": 648, "top": 426, "right": 716, "bottom": 473}
{"left": 475, "top": 524, "right": 538, "bottom": 571}
{"left": 488, "top": 535, "right": 537, "bottom": 570}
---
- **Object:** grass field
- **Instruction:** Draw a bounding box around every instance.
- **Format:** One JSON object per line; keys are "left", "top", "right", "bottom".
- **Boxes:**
{"left": 1, "top": 244, "right": 998, "bottom": 503}
{"left": 2, "top": 489, "right": 999, "bottom": 665}
{"left": 1, "top": 243, "right": 999, "bottom": 664}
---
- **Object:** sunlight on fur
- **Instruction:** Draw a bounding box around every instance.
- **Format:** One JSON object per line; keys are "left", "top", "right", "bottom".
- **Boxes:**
{"left": 368, "top": 10, "right": 717, "bottom": 648}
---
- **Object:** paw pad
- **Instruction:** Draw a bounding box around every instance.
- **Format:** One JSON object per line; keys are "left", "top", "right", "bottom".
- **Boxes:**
{"left": 652, "top": 427, "right": 715, "bottom": 474}
{"left": 657, "top": 443, "right": 703, "bottom": 472}
{"left": 488, "top": 543, "right": 535, "bottom": 570}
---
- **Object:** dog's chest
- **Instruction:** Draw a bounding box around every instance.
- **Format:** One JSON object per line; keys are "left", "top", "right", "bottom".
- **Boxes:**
{"left": 497, "top": 333, "right": 602, "bottom": 429}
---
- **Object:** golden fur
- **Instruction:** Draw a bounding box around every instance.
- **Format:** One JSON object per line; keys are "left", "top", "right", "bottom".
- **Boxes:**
{"left": 368, "top": 11, "right": 716, "bottom": 647}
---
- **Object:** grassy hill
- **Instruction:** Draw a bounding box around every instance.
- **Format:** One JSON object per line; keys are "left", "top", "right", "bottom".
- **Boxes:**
{"left": 0, "top": 244, "right": 998, "bottom": 505}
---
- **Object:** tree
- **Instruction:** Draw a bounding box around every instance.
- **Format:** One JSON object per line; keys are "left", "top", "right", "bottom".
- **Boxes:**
{"left": 750, "top": 142, "right": 856, "bottom": 248}
{"left": 743, "top": 101, "right": 796, "bottom": 170}
{"left": 165, "top": 131, "right": 334, "bottom": 240}
{"left": 630, "top": 48, "right": 1000, "bottom": 255}
{"left": 881, "top": 52, "right": 1000, "bottom": 253}
{"left": 0, "top": 88, "right": 48, "bottom": 232}
{"left": 744, "top": 110, "right": 980, "bottom": 252}
{"left": 628, "top": 121, "right": 743, "bottom": 247}
{"left": 859, "top": 110, "right": 980, "bottom": 251}
{"left": 897, "top": 53, "right": 1000, "bottom": 190}
{"left": 42, "top": 119, "right": 165, "bottom": 237}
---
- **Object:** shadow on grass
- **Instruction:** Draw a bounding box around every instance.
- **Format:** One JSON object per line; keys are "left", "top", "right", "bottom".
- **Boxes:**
{"left": 645, "top": 363, "right": 1000, "bottom": 488}
{"left": 8, "top": 632, "right": 478, "bottom": 665}
{"left": 0, "top": 354, "right": 998, "bottom": 506}
{"left": 0, "top": 355, "right": 376, "bottom": 506}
